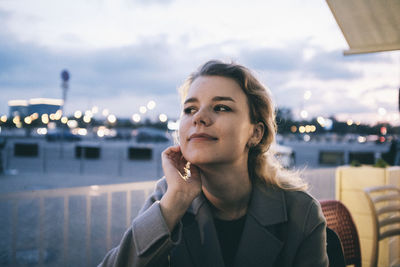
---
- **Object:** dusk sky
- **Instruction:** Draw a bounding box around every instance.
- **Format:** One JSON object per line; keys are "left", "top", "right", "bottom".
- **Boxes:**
{"left": 0, "top": 0, "right": 399, "bottom": 125}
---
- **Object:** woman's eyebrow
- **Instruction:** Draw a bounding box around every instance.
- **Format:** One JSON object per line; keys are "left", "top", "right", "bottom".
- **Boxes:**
{"left": 183, "top": 96, "right": 236, "bottom": 105}
{"left": 212, "top": 96, "right": 235, "bottom": 102}
{"left": 183, "top": 97, "right": 198, "bottom": 104}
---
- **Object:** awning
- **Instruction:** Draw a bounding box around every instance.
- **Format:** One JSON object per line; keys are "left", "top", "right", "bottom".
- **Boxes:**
{"left": 326, "top": 0, "right": 400, "bottom": 55}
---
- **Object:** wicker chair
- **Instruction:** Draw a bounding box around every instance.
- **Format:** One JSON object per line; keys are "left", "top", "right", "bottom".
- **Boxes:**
{"left": 364, "top": 185, "right": 400, "bottom": 267}
{"left": 320, "top": 200, "right": 362, "bottom": 267}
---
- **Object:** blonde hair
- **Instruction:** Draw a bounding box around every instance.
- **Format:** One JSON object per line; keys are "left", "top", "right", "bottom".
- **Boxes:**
{"left": 179, "top": 60, "right": 307, "bottom": 191}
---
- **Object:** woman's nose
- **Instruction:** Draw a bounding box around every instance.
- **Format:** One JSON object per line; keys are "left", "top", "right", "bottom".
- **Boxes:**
{"left": 192, "top": 108, "right": 212, "bottom": 126}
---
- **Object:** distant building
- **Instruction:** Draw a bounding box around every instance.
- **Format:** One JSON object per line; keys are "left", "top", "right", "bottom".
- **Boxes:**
{"left": 8, "top": 98, "right": 63, "bottom": 117}
{"left": 8, "top": 100, "right": 29, "bottom": 117}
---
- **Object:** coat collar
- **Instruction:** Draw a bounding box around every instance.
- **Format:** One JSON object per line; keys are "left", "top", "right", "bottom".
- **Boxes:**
{"left": 186, "top": 180, "right": 288, "bottom": 226}
{"left": 247, "top": 181, "right": 288, "bottom": 226}
{"left": 183, "top": 181, "right": 288, "bottom": 267}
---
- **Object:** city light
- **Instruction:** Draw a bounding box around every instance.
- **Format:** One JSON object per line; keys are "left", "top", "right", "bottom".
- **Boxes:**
{"left": 49, "top": 113, "right": 56, "bottom": 120}
{"left": 0, "top": 115, "right": 7, "bottom": 122}
{"left": 61, "top": 117, "right": 68, "bottom": 124}
{"left": 303, "top": 134, "right": 311, "bottom": 142}
{"left": 378, "top": 107, "right": 386, "bottom": 116}
{"left": 167, "top": 120, "right": 179, "bottom": 131}
{"left": 97, "top": 128, "right": 105, "bottom": 137}
{"left": 96, "top": 126, "right": 117, "bottom": 137}
{"left": 139, "top": 106, "right": 147, "bottom": 114}
{"left": 357, "top": 136, "right": 366, "bottom": 143}
{"left": 324, "top": 118, "right": 333, "bottom": 130}
{"left": 67, "top": 120, "right": 78, "bottom": 128}
{"left": 85, "top": 110, "right": 93, "bottom": 117}
{"left": 83, "top": 115, "right": 91, "bottom": 123}
{"left": 302, "top": 124, "right": 317, "bottom": 133}
{"left": 300, "top": 110, "right": 308, "bottom": 119}
{"left": 147, "top": 100, "right": 156, "bottom": 110}
{"left": 77, "top": 128, "right": 87, "bottom": 136}
{"left": 346, "top": 119, "right": 353, "bottom": 126}
{"left": 24, "top": 117, "right": 32, "bottom": 124}
{"left": 159, "top": 114, "right": 168, "bottom": 122}
{"left": 317, "top": 116, "right": 325, "bottom": 127}
{"left": 13, "top": 116, "right": 20, "bottom": 124}
{"left": 102, "top": 109, "right": 109, "bottom": 116}
{"left": 36, "top": 128, "right": 47, "bottom": 135}
{"left": 132, "top": 114, "right": 141, "bottom": 123}
{"left": 107, "top": 114, "right": 117, "bottom": 124}
{"left": 380, "top": 127, "right": 387, "bottom": 135}
{"left": 72, "top": 128, "right": 87, "bottom": 136}
{"left": 92, "top": 106, "right": 99, "bottom": 114}
{"left": 74, "top": 110, "right": 82, "bottom": 119}
{"left": 31, "top": 113, "right": 39, "bottom": 120}
{"left": 304, "top": 90, "right": 312, "bottom": 100}
{"left": 55, "top": 110, "right": 62, "bottom": 120}
{"left": 291, "top": 125, "right": 297, "bottom": 133}
{"left": 299, "top": 126, "right": 306, "bottom": 133}
{"left": 41, "top": 114, "right": 49, "bottom": 124}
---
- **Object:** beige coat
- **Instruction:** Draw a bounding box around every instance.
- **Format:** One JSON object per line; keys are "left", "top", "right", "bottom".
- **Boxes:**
{"left": 98, "top": 178, "right": 328, "bottom": 267}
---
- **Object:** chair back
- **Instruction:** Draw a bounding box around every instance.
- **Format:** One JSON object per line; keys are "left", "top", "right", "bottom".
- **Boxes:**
{"left": 320, "top": 200, "right": 362, "bottom": 267}
{"left": 364, "top": 185, "right": 400, "bottom": 267}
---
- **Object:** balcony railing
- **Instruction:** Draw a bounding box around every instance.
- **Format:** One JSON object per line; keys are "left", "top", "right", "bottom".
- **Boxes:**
{"left": 0, "top": 181, "right": 156, "bottom": 267}
{"left": 0, "top": 167, "right": 336, "bottom": 267}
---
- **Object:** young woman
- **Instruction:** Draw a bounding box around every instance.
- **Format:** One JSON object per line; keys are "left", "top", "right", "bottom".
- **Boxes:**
{"left": 99, "top": 60, "right": 328, "bottom": 267}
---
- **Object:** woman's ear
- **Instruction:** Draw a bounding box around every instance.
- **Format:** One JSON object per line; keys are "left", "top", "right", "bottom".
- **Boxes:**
{"left": 248, "top": 122, "right": 265, "bottom": 147}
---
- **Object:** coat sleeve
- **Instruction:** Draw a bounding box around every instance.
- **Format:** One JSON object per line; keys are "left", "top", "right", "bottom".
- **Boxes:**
{"left": 98, "top": 178, "right": 183, "bottom": 267}
{"left": 293, "top": 200, "right": 329, "bottom": 267}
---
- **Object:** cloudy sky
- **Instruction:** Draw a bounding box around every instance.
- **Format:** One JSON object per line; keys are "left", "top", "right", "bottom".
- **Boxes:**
{"left": 0, "top": 0, "right": 399, "bottom": 125}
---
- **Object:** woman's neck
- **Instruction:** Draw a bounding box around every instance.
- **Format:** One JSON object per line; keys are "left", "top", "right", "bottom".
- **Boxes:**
{"left": 199, "top": 163, "right": 252, "bottom": 220}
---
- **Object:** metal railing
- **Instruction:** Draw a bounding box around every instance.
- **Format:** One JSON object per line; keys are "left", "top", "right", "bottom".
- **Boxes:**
{"left": 0, "top": 181, "right": 157, "bottom": 267}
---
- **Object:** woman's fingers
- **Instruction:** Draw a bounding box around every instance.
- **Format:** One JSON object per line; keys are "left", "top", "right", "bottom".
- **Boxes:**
{"left": 162, "top": 146, "right": 187, "bottom": 173}
{"left": 162, "top": 146, "right": 201, "bottom": 185}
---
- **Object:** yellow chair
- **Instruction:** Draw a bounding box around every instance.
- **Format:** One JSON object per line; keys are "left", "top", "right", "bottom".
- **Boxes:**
{"left": 364, "top": 185, "right": 400, "bottom": 267}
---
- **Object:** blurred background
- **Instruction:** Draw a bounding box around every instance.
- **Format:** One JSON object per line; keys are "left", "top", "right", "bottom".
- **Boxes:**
{"left": 0, "top": 0, "right": 399, "bottom": 266}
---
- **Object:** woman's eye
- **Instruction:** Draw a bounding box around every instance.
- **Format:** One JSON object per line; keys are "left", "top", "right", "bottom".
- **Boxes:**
{"left": 183, "top": 107, "right": 196, "bottom": 114}
{"left": 214, "top": 105, "right": 231, "bottom": 112}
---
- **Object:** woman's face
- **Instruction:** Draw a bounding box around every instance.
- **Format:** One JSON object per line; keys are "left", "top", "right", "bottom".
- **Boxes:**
{"left": 179, "top": 75, "right": 256, "bottom": 166}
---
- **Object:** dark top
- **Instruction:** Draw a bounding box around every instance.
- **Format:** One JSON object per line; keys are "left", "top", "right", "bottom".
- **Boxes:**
{"left": 326, "top": 227, "right": 346, "bottom": 267}
{"left": 214, "top": 215, "right": 247, "bottom": 267}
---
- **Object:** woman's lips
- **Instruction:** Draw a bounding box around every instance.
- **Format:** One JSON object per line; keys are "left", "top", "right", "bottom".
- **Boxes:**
{"left": 188, "top": 133, "right": 218, "bottom": 141}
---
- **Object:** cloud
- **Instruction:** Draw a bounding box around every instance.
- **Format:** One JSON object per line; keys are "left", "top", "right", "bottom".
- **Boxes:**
{"left": 0, "top": 32, "right": 209, "bottom": 116}
{"left": 0, "top": 35, "right": 179, "bottom": 91}
{"left": 240, "top": 47, "right": 301, "bottom": 72}
{"left": 304, "top": 50, "right": 363, "bottom": 80}
{"left": 0, "top": 25, "right": 397, "bottom": 125}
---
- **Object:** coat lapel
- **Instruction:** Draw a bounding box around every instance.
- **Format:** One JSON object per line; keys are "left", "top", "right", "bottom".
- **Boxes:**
{"left": 183, "top": 194, "right": 225, "bottom": 267}
{"left": 183, "top": 182, "right": 288, "bottom": 267}
{"left": 234, "top": 182, "right": 288, "bottom": 267}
